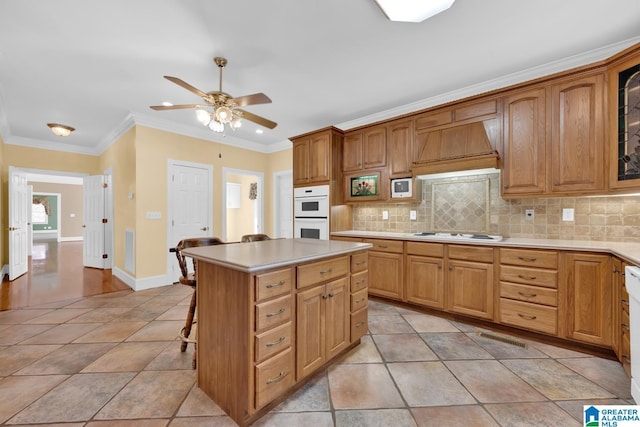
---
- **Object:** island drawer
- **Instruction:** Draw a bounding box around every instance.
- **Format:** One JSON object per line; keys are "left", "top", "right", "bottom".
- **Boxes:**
{"left": 255, "top": 268, "right": 293, "bottom": 302}
{"left": 350, "top": 307, "right": 368, "bottom": 341}
{"left": 351, "top": 252, "right": 368, "bottom": 273}
{"left": 255, "top": 347, "right": 294, "bottom": 409}
{"left": 406, "top": 241, "right": 444, "bottom": 257}
{"left": 351, "top": 288, "right": 368, "bottom": 312}
{"left": 499, "top": 298, "right": 557, "bottom": 335}
{"left": 448, "top": 245, "right": 494, "bottom": 263}
{"left": 500, "top": 248, "right": 558, "bottom": 269}
{"left": 500, "top": 265, "right": 557, "bottom": 288}
{"left": 255, "top": 295, "right": 292, "bottom": 332}
{"left": 500, "top": 282, "right": 558, "bottom": 307}
{"left": 255, "top": 322, "right": 292, "bottom": 363}
{"left": 351, "top": 270, "right": 368, "bottom": 292}
{"left": 363, "top": 238, "right": 404, "bottom": 253}
{"left": 297, "top": 256, "right": 349, "bottom": 289}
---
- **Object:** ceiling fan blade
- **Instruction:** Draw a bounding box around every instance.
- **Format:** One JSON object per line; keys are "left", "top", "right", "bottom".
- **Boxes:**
{"left": 150, "top": 104, "right": 200, "bottom": 111}
{"left": 238, "top": 109, "right": 277, "bottom": 129}
{"left": 164, "top": 76, "right": 208, "bottom": 98}
{"left": 230, "top": 93, "right": 272, "bottom": 107}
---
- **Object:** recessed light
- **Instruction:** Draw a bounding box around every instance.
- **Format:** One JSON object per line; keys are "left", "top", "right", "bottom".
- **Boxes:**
{"left": 255, "top": 129, "right": 264, "bottom": 134}
{"left": 162, "top": 101, "right": 173, "bottom": 107}
{"left": 374, "top": 0, "right": 455, "bottom": 22}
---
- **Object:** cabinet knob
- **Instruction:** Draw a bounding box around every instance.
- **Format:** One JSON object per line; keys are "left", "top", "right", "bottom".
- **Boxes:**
{"left": 448, "top": 266, "right": 453, "bottom": 271}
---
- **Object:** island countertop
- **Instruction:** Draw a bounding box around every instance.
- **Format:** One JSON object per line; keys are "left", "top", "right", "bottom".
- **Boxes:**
{"left": 181, "top": 237, "right": 372, "bottom": 273}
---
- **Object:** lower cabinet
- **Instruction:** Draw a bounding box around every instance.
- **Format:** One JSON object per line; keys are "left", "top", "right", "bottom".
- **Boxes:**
{"left": 563, "top": 252, "right": 612, "bottom": 346}
{"left": 365, "top": 238, "right": 404, "bottom": 300}
{"left": 447, "top": 246, "right": 495, "bottom": 320}
{"left": 613, "top": 257, "right": 632, "bottom": 376}
{"left": 406, "top": 242, "right": 445, "bottom": 309}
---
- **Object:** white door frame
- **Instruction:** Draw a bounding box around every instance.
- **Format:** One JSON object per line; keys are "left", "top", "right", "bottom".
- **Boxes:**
{"left": 8, "top": 166, "right": 29, "bottom": 280}
{"left": 273, "top": 170, "right": 293, "bottom": 238}
{"left": 166, "top": 159, "right": 213, "bottom": 282}
{"left": 222, "top": 167, "right": 264, "bottom": 242}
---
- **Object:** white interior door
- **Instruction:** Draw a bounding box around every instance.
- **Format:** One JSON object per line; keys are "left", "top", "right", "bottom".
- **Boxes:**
{"left": 167, "top": 160, "right": 213, "bottom": 282}
{"left": 27, "top": 185, "right": 33, "bottom": 256}
{"left": 275, "top": 171, "right": 293, "bottom": 238}
{"left": 8, "top": 167, "right": 29, "bottom": 280}
{"left": 83, "top": 175, "right": 107, "bottom": 269}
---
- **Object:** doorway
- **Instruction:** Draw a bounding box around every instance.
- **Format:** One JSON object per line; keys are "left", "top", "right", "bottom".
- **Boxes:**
{"left": 274, "top": 170, "right": 293, "bottom": 238}
{"left": 222, "top": 167, "right": 264, "bottom": 242}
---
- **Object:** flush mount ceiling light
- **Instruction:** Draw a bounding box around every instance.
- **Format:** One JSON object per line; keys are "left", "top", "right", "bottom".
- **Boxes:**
{"left": 47, "top": 123, "right": 75, "bottom": 137}
{"left": 375, "top": 0, "right": 455, "bottom": 22}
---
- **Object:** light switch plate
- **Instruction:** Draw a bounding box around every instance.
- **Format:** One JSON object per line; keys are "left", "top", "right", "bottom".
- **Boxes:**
{"left": 562, "top": 208, "right": 574, "bottom": 222}
{"left": 146, "top": 211, "right": 162, "bottom": 220}
{"left": 410, "top": 210, "right": 417, "bottom": 220}
{"left": 382, "top": 210, "right": 389, "bottom": 220}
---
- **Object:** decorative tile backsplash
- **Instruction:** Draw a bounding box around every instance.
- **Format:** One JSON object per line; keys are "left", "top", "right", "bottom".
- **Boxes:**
{"left": 351, "top": 172, "right": 640, "bottom": 243}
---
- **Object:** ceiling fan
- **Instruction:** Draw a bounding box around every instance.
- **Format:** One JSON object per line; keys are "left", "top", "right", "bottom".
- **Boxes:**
{"left": 150, "top": 57, "right": 277, "bottom": 132}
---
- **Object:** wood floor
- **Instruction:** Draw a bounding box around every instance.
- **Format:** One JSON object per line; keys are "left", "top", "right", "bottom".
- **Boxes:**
{"left": 0, "top": 240, "right": 130, "bottom": 311}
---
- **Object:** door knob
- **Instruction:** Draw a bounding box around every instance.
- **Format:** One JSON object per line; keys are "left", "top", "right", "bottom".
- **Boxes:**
{"left": 201, "top": 226, "right": 208, "bottom": 231}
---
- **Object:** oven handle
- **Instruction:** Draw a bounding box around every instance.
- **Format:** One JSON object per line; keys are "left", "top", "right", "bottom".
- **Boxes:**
{"left": 294, "top": 216, "right": 328, "bottom": 220}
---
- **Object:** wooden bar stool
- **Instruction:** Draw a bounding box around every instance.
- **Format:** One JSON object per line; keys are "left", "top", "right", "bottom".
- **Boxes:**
{"left": 240, "top": 233, "right": 271, "bottom": 242}
{"left": 171, "top": 237, "right": 224, "bottom": 368}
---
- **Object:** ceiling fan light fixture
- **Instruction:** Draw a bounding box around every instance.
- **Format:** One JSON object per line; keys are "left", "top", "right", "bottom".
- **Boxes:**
{"left": 374, "top": 0, "right": 455, "bottom": 22}
{"left": 229, "top": 117, "right": 242, "bottom": 130}
{"left": 47, "top": 123, "right": 75, "bottom": 137}
{"left": 195, "top": 109, "right": 212, "bottom": 125}
{"left": 208, "top": 119, "right": 224, "bottom": 133}
{"left": 215, "top": 105, "right": 233, "bottom": 124}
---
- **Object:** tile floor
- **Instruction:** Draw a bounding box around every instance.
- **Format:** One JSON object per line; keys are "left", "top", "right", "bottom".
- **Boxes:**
{"left": 0, "top": 285, "right": 633, "bottom": 426}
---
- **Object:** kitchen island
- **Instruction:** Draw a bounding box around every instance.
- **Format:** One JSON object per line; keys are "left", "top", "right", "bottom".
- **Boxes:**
{"left": 182, "top": 238, "right": 371, "bottom": 426}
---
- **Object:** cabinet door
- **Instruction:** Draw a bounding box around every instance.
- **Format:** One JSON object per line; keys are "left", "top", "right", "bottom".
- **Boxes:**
{"left": 406, "top": 255, "right": 444, "bottom": 309}
{"left": 501, "top": 88, "right": 546, "bottom": 196}
{"left": 550, "top": 73, "right": 605, "bottom": 193}
{"left": 296, "top": 284, "right": 325, "bottom": 379}
{"left": 293, "top": 139, "right": 310, "bottom": 185}
{"left": 564, "top": 253, "right": 612, "bottom": 346}
{"left": 612, "top": 257, "right": 623, "bottom": 357}
{"left": 368, "top": 251, "right": 404, "bottom": 300}
{"left": 363, "top": 126, "right": 387, "bottom": 169}
{"left": 343, "top": 132, "right": 363, "bottom": 172}
{"left": 309, "top": 133, "right": 331, "bottom": 183}
{"left": 447, "top": 259, "right": 494, "bottom": 320}
{"left": 325, "top": 277, "right": 350, "bottom": 360}
{"left": 387, "top": 119, "right": 413, "bottom": 178}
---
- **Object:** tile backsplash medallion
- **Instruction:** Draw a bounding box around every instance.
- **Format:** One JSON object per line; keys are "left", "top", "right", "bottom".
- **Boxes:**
{"left": 351, "top": 172, "right": 640, "bottom": 243}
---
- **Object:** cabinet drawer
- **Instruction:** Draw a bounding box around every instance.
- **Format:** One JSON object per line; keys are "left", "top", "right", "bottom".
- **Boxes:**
{"left": 255, "top": 347, "right": 294, "bottom": 409}
{"left": 351, "top": 252, "right": 368, "bottom": 273}
{"left": 499, "top": 248, "right": 558, "bottom": 269}
{"left": 406, "top": 241, "right": 444, "bottom": 257}
{"left": 255, "top": 295, "right": 292, "bottom": 332}
{"left": 500, "top": 265, "right": 558, "bottom": 288}
{"left": 255, "top": 322, "right": 292, "bottom": 363}
{"left": 500, "top": 282, "right": 558, "bottom": 307}
{"left": 500, "top": 298, "right": 557, "bottom": 335}
{"left": 364, "top": 238, "right": 404, "bottom": 253}
{"left": 255, "top": 268, "right": 293, "bottom": 302}
{"left": 351, "top": 288, "right": 368, "bottom": 312}
{"left": 448, "top": 245, "right": 494, "bottom": 263}
{"left": 351, "top": 270, "right": 368, "bottom": 292}
{"left": 297, "top": 256, "right": 349, "bottom": 289}
{"left": 351, "top": 307, "right": 368, "bottom": 341}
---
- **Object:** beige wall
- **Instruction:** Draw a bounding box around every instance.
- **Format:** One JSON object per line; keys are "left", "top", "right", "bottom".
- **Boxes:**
{"left": 226, "top": 173, "right": 259, "bottom": 242}
{"left": 31, "top": 182, "right": 84, "bottom": 238}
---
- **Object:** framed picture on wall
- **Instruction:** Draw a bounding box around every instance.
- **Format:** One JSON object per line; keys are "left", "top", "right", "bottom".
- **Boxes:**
{"left": 344, "top": 171, "right": 383, "bottom": 202}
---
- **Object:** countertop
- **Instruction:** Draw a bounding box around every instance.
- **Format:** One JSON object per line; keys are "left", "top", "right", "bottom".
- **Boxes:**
{"left": 331, "top": 230, "right": 640, "bottom": 265}
{"left": 181, "top": 238, "right": 372, "bottom": 273}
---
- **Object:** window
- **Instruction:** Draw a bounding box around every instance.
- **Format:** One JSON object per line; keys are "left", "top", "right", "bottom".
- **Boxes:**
{"left": 32, "top": 203, "right": 48, "bottom": 224}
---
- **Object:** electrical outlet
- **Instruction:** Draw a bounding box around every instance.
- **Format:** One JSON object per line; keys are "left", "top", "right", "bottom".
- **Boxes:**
{"left": 525, "top": 209, "right": 534, "bottom": 220}
{"left": 382, "top": 210, "right": 389, "bottom": 220}
{"left": 410, "top": 210, "right": 417, "bottom": 220}
{"left": 562, "top": 208, "right": 575, "bottom": 222}
{"left": 146, "top": 211, "right": 162, "bottom": 220}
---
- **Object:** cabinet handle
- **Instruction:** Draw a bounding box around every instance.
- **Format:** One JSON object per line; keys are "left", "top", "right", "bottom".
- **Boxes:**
{"left": 266, "top": 371, "right": 288, "bottom": 384}
{"left": 266, "top": 307, "right": 286, "bottom": 317}
{"left": 517, "top": 313, "right": 537, "bottom": 320}
{"left": 355, "top": 261, "right": 366, "bottom": 265}
{"left": 622, "top": 323, "right": 630, "bottom": 332}
{"left": 356, "top": 279, "right": 366, "bottom": 285}
{"left": 328, "top": 292, "right": 334, "bottom": 298}
{"left": 319, "top": 268, "right": 332, "bottom": 275}
{"left": 613, "top": 268, "right": 620, "bottom": 273}
{"left": 518, "top": 274, "right": 537, "bottom": 280}
{"left": 355, "top": 298, "right": 365, "bottom": 303}
{"left": 266, "top": 280, "right": 285, "bottom": 289}
{"left": 355, "top": 321, "right": 365, "bottom": 328}
{"left": 266, "top": 336, "right": 286, "bottom": 347}
{"left": 622, "top": 299, "right": 630, "bottom": 306}
{"left": 518, "top": 291, "right": 537, "bottom": 298}
{"left": 449, "top": 266, "right": 453, "bottom": 271}
{"left": 518, "top": 256, "right": 537, "bottom": 262}
{"left": 322, "top": 294, "right": 329, "bottom": 299}
{"left": 378, "top": 245, "right": 388, "bottom": 249}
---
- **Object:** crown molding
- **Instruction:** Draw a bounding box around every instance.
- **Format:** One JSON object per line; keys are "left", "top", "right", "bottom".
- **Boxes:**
{"left": 337, "top": 36, "right": 640, "bottom": 131}
{"left": 4, "top": 135, "right": 98, "bottom": 155}
{"left": 94, "top": 112, "right": 136, "bottom": 156}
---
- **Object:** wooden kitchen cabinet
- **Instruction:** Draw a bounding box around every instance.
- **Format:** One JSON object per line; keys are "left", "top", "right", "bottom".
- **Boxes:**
{"left": 406, "top": 242, "right": 445, "bottom": 309}
{"left": 563, "top": 252, "right": 612, "bottom": 346}
{"left": 386, "top": 118, "right": 413, "bottom": 178}
{"left": 291, "top": 127, "right": 343, "bottom": 186}
{"left": 446, "top": 245, "right": 495, "bottom": 320}
{"left": 342, "top": 125, "right": 386, "bottom": 172}
{"left": 364, "top": 238, "right": 404, "bottom": 300}
{"left": 349, "top": 251, "right": 369, "bottom": 341}
{"left": 501, "top": 87, "right": 547, "bottom": 197}
{"left": 613, "top": 257, "right": 632, "bottom": 376}
{"left": 549, "top": 72, "right": 606, "bottom": 194}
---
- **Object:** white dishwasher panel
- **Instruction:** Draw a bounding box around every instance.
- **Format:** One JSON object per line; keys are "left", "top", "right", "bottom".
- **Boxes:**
{"left": 625, "top": 265, "right": 640, "bottom": 404}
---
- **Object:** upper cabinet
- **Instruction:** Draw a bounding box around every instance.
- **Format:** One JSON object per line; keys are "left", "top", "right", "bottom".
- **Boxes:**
{"left": 549, "top": 72, "right": 606, "bottom": 194}
{"left": 342, "top": 125, "right": 386, "bottom": 172}
{"left": 291, "top": 127, "right": 343, "bottom": 187}
{"left": 386, "top": 118, "right": 414, "bottom": 178}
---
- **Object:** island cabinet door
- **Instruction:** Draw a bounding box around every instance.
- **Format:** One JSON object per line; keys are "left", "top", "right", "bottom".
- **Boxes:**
{"left": 325, "top": 277, "right": 350, "bottom": 360}
{"left": 297, "top": 284, "right": 325, "bottom": 379}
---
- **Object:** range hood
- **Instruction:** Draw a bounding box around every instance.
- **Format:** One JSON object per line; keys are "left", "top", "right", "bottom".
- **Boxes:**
{"left": 411, "top": 121, "right": 500, "bottom": 176}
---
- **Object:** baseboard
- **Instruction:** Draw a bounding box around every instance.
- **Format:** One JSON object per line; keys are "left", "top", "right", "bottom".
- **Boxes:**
{"left": 59, "top": 236, "right": 83, "bottom": 242}
{"left": 112, "top": 267, "right": 171, "bottom": 291}
{"left": 1, "top": 264, "right": 7, "bottom": 281}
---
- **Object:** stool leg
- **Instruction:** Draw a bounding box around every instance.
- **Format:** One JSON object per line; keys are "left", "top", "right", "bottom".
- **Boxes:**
{"left": 181, "top": 288, "right": 197, "bottom": 352}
